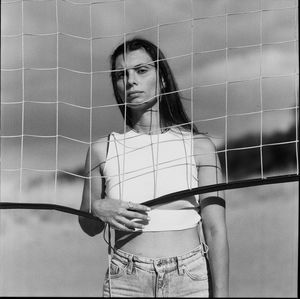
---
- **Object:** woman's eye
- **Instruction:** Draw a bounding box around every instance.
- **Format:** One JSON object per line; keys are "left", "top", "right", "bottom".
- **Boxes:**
{"left": 137, "top": 68, "right": 148, "bottom": 74}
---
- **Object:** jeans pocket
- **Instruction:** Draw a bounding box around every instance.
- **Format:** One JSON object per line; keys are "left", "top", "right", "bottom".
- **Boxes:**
{"left": 107, "top": 257, "right": 129, "bottom": 279}
{"left": 184, "top": 255, "right": 208, "bottom": 281}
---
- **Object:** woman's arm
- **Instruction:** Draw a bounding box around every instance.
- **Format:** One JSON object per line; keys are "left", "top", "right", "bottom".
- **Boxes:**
{"left": 201, "top": 204, "right": 229, "bottom": 297}
{"left": 194, "top": 135, "right": 229, "bottom": 297}
{"left": 78, "top": 140, "right": 106, "bottom": 236}
{"left": 79, "top": 137, "right": 151, "bottom": 236}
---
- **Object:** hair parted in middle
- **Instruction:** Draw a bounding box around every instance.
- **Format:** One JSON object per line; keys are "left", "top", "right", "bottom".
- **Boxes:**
{"left": 110, "top": 37, "right": 199, "bottom": 134}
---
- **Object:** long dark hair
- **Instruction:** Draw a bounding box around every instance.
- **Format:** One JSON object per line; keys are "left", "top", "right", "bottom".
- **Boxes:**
{"left": 110, "top": 38, "right": 199, "bottom": 134}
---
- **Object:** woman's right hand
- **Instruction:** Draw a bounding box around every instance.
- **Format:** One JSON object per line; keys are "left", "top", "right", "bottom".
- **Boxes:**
{"left": 92, "top": 198, "right": 151, "bottom": 232}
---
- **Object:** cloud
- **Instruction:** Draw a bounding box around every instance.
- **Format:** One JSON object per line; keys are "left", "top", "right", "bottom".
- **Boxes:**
{"left": 1, "top": 0, "right": 298, "bottom": 175}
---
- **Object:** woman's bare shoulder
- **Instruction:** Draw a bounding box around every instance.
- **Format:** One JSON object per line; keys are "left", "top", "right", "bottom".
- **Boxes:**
{"left": 89, "top": 136, "right": 109, "bottom": 164}
{"left": 193, "top": 134, "right": 218, "bottom": 166}
{"left": 193, "top": 133, "right": 217, "bottom": 153}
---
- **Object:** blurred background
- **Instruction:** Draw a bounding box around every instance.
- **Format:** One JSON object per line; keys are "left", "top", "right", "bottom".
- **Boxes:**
{"left": 1, "top": 0, "right": 299, "bottom": 296}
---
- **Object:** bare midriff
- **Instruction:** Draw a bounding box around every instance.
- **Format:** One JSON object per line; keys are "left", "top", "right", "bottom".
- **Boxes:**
{"left": 115, "top": 226, "right": 201, "bottom": 258}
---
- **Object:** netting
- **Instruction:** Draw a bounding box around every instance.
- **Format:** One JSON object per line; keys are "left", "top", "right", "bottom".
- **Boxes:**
{"left": 1, "top": 0, "right": 299, "bottom": 217}
{"left": 1, "top": 1, "right": 299, "bottom": 297}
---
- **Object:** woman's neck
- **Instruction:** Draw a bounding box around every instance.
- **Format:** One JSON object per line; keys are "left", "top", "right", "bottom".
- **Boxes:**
{"left": 131, "top": 108, "right": 162, "bottom": 135}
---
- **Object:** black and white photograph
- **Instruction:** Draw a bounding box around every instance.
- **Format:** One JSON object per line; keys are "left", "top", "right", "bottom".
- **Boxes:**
{"left": 0, "top": 0, "right": 299, "bottom": 297}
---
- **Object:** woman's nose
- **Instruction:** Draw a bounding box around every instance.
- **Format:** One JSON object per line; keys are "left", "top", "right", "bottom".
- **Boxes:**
{"left": 126, "top": 70, "right": 137, "bottom": 87}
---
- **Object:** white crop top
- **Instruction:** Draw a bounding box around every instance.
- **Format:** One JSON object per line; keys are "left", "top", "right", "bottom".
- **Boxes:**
{"left": 103, "top": 128, "right": 201, "bottom": 231}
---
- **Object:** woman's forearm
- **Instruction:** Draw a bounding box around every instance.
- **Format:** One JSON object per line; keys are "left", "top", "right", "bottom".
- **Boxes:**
{"left": 205, "top": 228, "right": 229, "bottom": 297}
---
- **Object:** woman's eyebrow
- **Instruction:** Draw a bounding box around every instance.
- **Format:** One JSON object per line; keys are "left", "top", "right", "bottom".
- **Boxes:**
{"left": 133, "top": 63, "right": 154, "bottom": 68}
{"left": 115, "top": 62, "right": 155, "bottom": 71}
{"left": 134, "top": 63, "right": 155, "bottom": 69}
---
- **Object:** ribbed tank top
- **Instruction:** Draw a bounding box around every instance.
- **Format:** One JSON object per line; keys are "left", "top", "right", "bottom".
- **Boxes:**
{"left": 103, "top": 128, "right": 201, "bottom": 231}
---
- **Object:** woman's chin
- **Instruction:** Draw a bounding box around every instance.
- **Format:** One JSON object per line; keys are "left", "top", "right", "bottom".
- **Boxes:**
{"left": 127, "top": 97, "right": 158, "bottom": 109}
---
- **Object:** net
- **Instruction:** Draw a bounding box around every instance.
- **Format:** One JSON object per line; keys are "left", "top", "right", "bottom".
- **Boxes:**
{"left": 1, "top": 0, "right": 299, "bottom": 297}
{"left": 1, "top": 0, "right": 299, "bottom": 217}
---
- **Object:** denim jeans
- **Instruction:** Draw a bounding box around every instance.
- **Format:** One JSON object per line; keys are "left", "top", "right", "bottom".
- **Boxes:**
{"left": 103, "top": 243, "right": 211, "bottom": 297}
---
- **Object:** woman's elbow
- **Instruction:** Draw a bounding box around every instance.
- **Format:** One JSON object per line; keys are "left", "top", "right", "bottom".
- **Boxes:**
{"left": 203, "top": 222, "right": 228, "bottom": 241}
{"left": 78, "top": 215, "right": 104, "bottom": 237}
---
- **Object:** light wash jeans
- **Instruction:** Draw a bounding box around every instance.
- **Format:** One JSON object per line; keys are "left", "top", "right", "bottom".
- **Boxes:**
{"left": 103, "top": 243, "right": 211, "bottom": 297}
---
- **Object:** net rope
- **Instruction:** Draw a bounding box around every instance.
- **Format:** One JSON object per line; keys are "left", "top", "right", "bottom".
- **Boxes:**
{"left": 1, "top": 3, "right": 299, "bottom": 296}
{"left": 1, "top": 0, "right": 299, "bottom": 212}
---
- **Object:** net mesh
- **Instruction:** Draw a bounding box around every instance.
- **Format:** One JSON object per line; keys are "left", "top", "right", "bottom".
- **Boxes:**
{"left": 1, "top": 0, "right": 299, "bottom": 212}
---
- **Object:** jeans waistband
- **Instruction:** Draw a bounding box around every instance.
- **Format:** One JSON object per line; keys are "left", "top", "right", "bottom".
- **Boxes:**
{"left": 111, "top": 242, "right": 208, "bottom": 274}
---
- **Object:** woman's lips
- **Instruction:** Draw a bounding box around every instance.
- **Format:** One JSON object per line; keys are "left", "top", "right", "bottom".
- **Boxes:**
{"left": 127, "top": 91, "right": 143, "bottom": 99}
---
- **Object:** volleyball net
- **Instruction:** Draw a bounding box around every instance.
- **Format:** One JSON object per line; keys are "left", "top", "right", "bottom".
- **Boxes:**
{"left": 1, "top": 0, "right": 299, "bottom": 218}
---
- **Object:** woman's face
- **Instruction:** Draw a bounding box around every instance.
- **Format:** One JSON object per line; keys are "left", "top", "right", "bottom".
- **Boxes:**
{"left": 115, "top": 48, "right": 160, "bottom": 110}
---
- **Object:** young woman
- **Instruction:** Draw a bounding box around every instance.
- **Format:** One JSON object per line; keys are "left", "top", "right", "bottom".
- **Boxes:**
{"left": 79, "top": 38, "right": 229, "bottom": 297}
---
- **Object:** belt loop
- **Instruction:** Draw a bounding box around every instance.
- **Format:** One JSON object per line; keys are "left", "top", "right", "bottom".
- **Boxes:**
{"left": 176, "top": 257, "right": 185, "bottom": 276}
{"left": 127, "top": 255, "right": 134, "bottom": 275}
{"left": 201, "top": 241, "right": 209, "bottom": 255}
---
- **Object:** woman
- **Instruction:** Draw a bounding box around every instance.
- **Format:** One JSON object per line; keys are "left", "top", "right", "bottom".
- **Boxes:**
{"left": 79, "top": 38, "right": 229, "bottom": 297}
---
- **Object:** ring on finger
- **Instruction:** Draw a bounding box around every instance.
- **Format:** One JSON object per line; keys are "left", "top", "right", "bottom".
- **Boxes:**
{"left": 127, "top": 201, "right": 134, "bottom": 210}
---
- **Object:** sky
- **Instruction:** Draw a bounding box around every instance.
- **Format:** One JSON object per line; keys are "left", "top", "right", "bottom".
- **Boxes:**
{"left": 0, "top": 3, "right": 299, "bottom": 297}
{"left": 1, "top": 0, "right": 299, "bottom": 186}
{"left": 0, "top": 3, "right": 298, "bottom": 296}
